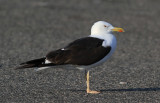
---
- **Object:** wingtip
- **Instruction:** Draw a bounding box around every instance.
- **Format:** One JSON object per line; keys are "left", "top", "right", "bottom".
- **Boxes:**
{"left": 13, "top": 63, "right": 25, "bottom": 70}
{"left": 13, "top": 64, "right": 35, "bottom": 70}
{"left": 13, "top": 66, "right": 23, "bottom": 70}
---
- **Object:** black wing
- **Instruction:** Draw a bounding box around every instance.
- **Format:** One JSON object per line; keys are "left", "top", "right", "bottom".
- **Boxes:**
{"left": 46, "top": 37, "right": 111, "bottom": 65}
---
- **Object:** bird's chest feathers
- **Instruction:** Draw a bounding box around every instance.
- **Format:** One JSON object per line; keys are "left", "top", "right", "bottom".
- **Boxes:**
{"left": 102, "top": 35, "right": 116, "bottom": 47}
{"left": 102, "top": 40, "right": 108, "bottom": 47}
{"left": 90, "top": 33, "right": 116, "bottom": 47}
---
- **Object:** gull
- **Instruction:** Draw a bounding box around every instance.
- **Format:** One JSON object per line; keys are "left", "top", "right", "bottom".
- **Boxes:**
{"left": 15, "top": 21, "right": 124, "bottom": 94}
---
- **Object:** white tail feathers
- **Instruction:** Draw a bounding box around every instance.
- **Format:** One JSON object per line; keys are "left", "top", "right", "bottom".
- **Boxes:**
{"left": 35, "top": 67, "right": 50, "bottom": 71}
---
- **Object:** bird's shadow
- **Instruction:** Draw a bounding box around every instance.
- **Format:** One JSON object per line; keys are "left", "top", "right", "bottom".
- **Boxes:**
{"left": 64, "top": 87, "right": 160, "bottom": 92}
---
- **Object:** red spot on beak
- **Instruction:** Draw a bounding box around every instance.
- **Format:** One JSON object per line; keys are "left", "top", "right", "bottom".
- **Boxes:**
{"left": 119, "top": 29, "right": 123, "bottom": 32}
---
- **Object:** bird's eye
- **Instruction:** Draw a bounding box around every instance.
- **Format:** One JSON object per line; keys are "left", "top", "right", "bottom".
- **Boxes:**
{"left": 104, "top": 25, "right": 108, "bottom": 28}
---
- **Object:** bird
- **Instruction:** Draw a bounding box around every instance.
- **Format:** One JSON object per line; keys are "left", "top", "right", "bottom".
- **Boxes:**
{"left": 15, "top": 21, "right": 124, "bottom": 94}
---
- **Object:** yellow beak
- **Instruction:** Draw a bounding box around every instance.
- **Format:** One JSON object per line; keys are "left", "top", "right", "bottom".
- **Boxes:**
{"left": 112, "top": 27, "right": 124, "bottom": 32}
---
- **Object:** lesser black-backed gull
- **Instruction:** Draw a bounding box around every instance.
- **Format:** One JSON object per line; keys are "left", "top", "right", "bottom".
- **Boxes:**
{"left": 15, "top": 21, "right": 124, "bottom": 94}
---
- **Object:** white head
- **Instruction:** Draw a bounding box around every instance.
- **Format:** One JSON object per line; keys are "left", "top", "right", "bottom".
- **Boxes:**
{"left": 91, "top": 21, "right": 124, "bottom": 35}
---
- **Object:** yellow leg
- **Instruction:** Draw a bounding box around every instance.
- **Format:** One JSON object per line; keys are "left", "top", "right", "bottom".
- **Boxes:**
{"left": 86, "top": 71, "right": 100, "bottom": 94}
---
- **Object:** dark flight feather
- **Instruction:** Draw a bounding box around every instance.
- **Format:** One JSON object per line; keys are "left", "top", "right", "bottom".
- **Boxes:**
{"left": 14, "top": 58, "right": 55, "bottom": 69}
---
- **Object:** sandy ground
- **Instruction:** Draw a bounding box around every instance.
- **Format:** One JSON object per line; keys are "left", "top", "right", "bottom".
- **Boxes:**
{"left": 0, "top": 0, "right": 160, "bottom": 102}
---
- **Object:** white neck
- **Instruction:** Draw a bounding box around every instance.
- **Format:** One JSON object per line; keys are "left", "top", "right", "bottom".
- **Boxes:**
{"left": 90, "top": 33, "right": 116, "bottom": 47}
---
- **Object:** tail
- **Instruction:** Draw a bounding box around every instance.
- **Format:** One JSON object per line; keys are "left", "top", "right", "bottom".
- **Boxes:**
{"left": 14, "top": 57, "right": 55, "bottom": 70}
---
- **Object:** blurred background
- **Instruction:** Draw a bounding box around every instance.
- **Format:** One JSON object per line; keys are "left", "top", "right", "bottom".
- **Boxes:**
{"left": 0, "top": 0, "right": 160, "bottom": 102}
